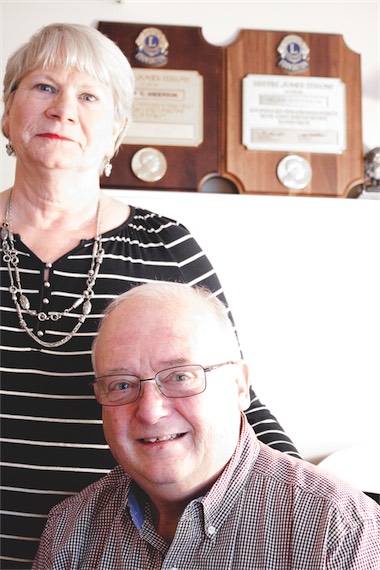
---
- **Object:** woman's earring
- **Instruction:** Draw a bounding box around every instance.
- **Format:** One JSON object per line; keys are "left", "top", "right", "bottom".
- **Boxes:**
{"left": 104, "top": 159, "right": 112, "bottom": 178}
{"left": 6, "top": 140, "right": 14, "bottom": 156}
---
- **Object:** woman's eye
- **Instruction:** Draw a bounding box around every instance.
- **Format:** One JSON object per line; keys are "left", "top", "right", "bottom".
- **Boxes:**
{"left": 81, "top": 93, "right": 97, "bottom": 102}
{"left": 35, "top": 83, "right": 56, "bottom": 94}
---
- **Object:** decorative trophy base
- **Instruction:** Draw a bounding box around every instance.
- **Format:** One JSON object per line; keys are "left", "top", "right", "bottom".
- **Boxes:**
{"left": 98, "top": 21, "right": 222, "bottom": 192}
{"left": 223, "top": 29, "right": 364, "bottom": 197}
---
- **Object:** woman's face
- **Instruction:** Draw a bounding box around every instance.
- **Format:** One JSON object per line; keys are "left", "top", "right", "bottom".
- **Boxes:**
{"left": 3, "top": 65, "right": 119, "bottom": 176}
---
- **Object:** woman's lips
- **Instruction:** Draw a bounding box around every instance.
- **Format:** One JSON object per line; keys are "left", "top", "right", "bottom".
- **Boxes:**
{"left": 37, "top": 133, "right": 73, "bottom": 141}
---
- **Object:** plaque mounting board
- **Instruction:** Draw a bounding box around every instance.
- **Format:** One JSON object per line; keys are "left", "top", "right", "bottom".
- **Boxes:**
{"left": 98, "top": 21, "right": 222, "bottom": 192}
{"left": 223, "top": 29, "right": 364, "bottom": 197}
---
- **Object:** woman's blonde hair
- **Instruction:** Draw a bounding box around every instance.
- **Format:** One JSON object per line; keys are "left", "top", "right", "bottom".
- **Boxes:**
{"left": 2, "top": 23, "right": 135, "bottom": 170}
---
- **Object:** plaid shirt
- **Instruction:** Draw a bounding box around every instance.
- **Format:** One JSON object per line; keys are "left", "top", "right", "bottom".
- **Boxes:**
{"left": 33, "top": 418, "right": 380, "bottom": 570}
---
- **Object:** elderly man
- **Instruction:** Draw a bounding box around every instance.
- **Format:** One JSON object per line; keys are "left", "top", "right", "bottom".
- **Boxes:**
{"left": 33, "top": 282, "right": 380, "bottom": 569}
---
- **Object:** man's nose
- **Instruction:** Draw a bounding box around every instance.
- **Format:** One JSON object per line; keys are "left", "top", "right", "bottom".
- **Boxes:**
{"left": 134, "top": 380, "right": 170, "bottom": 424}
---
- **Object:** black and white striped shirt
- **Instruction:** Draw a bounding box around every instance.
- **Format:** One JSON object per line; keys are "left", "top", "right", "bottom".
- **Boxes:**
{"left": 0, "top": 207, "right": 299, "bottom": 567}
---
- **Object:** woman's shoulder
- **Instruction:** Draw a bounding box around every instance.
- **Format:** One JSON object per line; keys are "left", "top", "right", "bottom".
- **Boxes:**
{"left": 105, "top": 205, "right": 191, "bottom": 239}
{"left": 101, "top": 194, "right": 190, "bottom": 236}
{"left": 130, "top": 206, "right": 183, "bottom": 228}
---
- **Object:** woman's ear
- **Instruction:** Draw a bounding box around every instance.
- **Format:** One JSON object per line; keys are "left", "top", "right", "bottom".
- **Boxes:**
{"left": 110, "top": 117, "right": 128, "bottom": 158}
{"left": 3, "top": 111, "right": 10, "bottom": 140}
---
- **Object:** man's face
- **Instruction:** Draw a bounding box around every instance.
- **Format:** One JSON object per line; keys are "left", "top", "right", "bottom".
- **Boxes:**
{"left": 93, "top": 295, "right": 250, "bottom": 502}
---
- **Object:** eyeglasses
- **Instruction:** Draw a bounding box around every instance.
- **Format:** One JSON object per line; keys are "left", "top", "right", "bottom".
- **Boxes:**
{"left": 93, "top": 361, "right": 238, "bottom": 406}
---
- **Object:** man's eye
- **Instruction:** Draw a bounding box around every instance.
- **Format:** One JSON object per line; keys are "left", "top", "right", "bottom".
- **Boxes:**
{"left": 108, "top": 379, "right": 132, "bottom": 392}
{"left": 167, "top": 371, "right": 195, "bottom": 383}
{"left": 175, "top": 373, "right": 190, "bottom": 382}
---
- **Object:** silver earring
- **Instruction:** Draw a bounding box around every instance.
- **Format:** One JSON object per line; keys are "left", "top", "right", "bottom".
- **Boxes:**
{"left": 104, "top": 159, "right": 112, "bottom": 177}
{"left": 6, "top": 140, "right": 14, "bottom": 156}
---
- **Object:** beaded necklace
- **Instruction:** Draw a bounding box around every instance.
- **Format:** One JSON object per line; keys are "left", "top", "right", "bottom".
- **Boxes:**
{"left": 1, "top": 190, "right": 104, "bottom": 348}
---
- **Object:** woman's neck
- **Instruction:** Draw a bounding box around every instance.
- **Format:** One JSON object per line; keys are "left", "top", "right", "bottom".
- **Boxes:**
{"left": 11, "top": 165, "right": 102, "bottom": 224}
{"left": 3, "top": 185, "right": 101, "bottom": 263}
{"left": 9, "top": 186, "right": 101, "bottom": 233}
{"left": 1, "top": 168, "right": 131, "bottom": 263}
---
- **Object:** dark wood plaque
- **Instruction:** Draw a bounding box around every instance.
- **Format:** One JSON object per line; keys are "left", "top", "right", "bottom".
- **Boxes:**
{"left": 98, "top": 21, "right": 222, "bottom": 192}
{"left": 222, "top": 29, "right": 364, "bottom": 197}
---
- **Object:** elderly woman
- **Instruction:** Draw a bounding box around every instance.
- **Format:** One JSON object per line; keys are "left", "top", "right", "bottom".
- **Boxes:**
{"left": 0, "top": 23, "right": 299, "bottom": 567}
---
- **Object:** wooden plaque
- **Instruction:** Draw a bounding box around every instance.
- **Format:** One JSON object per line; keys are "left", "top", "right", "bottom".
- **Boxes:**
{"left": 98, "top": 21, "right": 222, "bottom": 192}
{"left": 223, "top": 30, "right": 364, "bottom": 197}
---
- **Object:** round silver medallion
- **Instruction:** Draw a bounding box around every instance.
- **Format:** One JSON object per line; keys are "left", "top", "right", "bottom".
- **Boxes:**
{"left": 131, "top": 148, "right": 168, "bottom": 182}
{"left": 277, "top": 155, "right": 312, "bottom": 191}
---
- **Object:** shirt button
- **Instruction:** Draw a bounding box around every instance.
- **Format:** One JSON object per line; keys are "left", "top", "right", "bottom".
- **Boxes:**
{"left": 42, "top": 298, "right": 50, "bottom": 304}
{"left": 207, "top": 525, "right": 216, "bottom": 536}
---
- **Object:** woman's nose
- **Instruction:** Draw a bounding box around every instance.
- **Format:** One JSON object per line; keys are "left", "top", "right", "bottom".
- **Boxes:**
{"left": 46, "top": 92, "right": 78, "bottom": 122}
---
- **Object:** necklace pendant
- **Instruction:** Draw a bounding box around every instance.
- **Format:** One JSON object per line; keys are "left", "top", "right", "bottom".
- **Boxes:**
{"left": 49, "top": 312, "right": 61, "bottom": 321}
{"left": 83, "top": 299, "right": 92, "bottom": 315}
{"left": 20, "top": 294, "right": 31, "bottom": 310}
{"left": 1, "top": 226, "right": 9, "bottom": 240}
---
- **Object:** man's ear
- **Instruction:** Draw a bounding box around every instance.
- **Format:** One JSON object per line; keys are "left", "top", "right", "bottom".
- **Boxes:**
{"left": 236, "top": 361, "right": 251, "bottom": 412}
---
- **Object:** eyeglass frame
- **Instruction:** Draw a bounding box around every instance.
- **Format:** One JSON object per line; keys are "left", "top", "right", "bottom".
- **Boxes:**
{"left": 92, "top": 360, "right": 240, "bottom": 406}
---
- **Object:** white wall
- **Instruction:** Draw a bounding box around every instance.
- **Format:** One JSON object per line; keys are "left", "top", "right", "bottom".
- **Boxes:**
{"left": 1, "top": 1, "right": 379, "bottom": 462}
{"left": 106, "top": 190, "right": 380, "bottom": 463}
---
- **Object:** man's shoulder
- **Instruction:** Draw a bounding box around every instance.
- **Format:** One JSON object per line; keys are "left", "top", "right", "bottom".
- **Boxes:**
{"left": 48, "top": 465, "right": 129, "bottom": 520}
{"left": 252, "top": 442, "right": 379, "bottom": 523}
{"left": 253, "top": 442, "right": 353, "bottom": 500}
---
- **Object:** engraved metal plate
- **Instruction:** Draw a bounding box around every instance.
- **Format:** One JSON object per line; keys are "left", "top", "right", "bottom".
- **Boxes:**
{"left": 242, "top": 74, "right": 346, "bottom": 154}
{"left": 125, "top": 69, "right": 203, "bottom": 147}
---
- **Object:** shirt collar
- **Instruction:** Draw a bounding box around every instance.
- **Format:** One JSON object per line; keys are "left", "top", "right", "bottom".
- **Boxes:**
{"left": 127, "top": 480, "right": 146, "bottom": 529}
